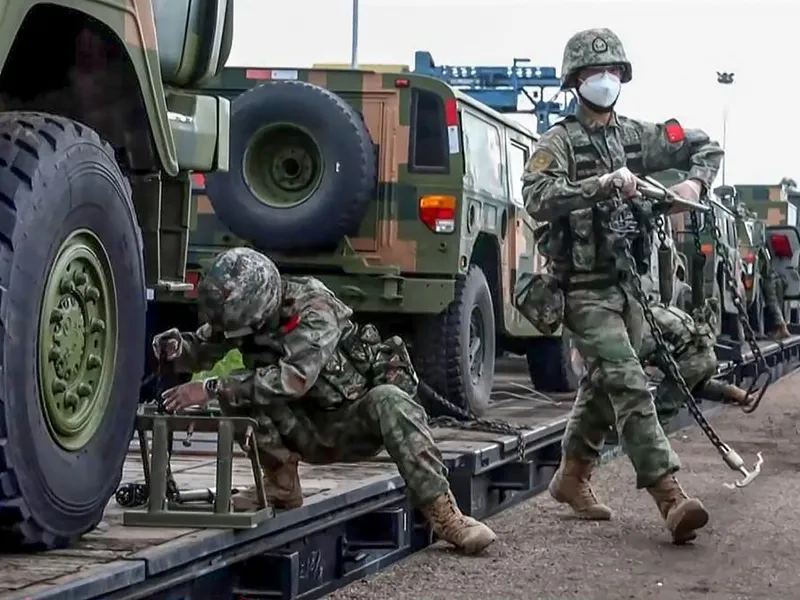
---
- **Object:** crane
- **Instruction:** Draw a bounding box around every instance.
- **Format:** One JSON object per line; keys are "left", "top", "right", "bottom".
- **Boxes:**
{"left": 413, "top": 50, "right": 577, "bottom": 133}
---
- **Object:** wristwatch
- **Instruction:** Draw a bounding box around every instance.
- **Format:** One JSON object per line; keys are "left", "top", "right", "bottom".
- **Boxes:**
{"left": 203, "top": 376, "right": 221, "bottom": 401}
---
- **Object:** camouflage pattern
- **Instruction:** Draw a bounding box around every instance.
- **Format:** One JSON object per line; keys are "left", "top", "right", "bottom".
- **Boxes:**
{"left": 189, "top": 67, "right": 548, "bottom": 340}
{"left": 523, "top": 55, "right": 722, "bottom": 489}
{"left": 757, "top": 245, "right": 788, "bottom": 330}
{"left": 639, "top": 303, "right": 719, "bottom": 423}
{"left": 196, "top": 248, "right": 282, "bottom": 336}
{"left": 560, "top": 284, "right": 681, "bottom": 489}
{"left": 513, "top": 272, "right": 565, "bottom": 335}
{"left": 560, "top": 28, "right": 633, "bottom": 89}
{"left": 522, "top": 106, "right": 723, "bottom": 282}
{"left": 164, "top": 267, "right": 449, "bottom": 506}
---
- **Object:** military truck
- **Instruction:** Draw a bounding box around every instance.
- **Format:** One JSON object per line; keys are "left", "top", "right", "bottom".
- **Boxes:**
{"left": 735, "top": 182, "right": 800, "bottom": 327}
{"left": 0, "top": 0, "right": 232, "bottom": 550}
{"left": 187, "top": 66, "right": 584, "bottom": 419}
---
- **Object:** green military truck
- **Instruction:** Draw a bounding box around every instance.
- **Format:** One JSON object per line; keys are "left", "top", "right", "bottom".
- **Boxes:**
{"left": 187, "top": 66, "right": 584, "bottom": 419}
{"left": 0, "top": 0, "right": 232, "bottom": 550}
{"left": 734, "top": 183, "right": 800, "bottom": 328}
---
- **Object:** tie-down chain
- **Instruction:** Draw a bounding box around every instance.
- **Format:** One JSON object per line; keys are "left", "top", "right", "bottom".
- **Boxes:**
{"left": 608, "top": 180, "right": 764, "bottom": 488}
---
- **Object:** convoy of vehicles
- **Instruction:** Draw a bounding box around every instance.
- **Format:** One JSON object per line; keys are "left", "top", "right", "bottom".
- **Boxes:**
{"left": 0, "top": 3, "right": 797, "bottom": 586}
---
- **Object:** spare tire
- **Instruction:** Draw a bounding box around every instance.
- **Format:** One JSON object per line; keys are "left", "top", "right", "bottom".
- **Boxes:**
{"left": 205, "top": 80, "right": 377, "bottom": 252}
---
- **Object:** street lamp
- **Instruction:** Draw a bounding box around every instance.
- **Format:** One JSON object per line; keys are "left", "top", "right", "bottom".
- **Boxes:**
{"left": 717, "top": 71, "right": 734, "bottom": 185}
{"left": 350, "top": 0, "right": 359, "bottom": 68}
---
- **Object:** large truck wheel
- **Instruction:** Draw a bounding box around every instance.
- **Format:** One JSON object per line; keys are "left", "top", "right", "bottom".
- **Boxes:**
{"left": 411, "top": 266, "right": 495, "bottom": 417}
{"left": 205, "top": 80, "right": 377, "bottom": 252}
{"left": 0, "top": 114, "right": 145, "bottom": 550}
{"left": 526, "top": 331, "right": 582, "bottom": 394}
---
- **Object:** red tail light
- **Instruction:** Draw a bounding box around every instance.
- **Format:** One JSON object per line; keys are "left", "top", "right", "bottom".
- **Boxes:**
{"left": 770, "top": 234, "right": 793, "bottom": 258}
{"left": 444, "top": 98, "right": 458, "bottom": 127}
{"left": 419, "top": 195, "right": 456, "bottom": 233}
{"left": 185, "top": 270, "right": 200, "bottom": 299}
{"left": 192, "top": 173, "right": 206, "bottom": 190}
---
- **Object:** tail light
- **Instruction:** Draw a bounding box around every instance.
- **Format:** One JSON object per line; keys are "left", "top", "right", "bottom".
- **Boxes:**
{"left": 700, "top": 243, "right": 713, "bottom": 255}
{"left": 185, "top": 270, "right": 200, "bottom": 299}
{"left": 191, "top": 173, "right": 206, "bottom": 190}
{"left": 419, "top": 195, "right": 456, "bottom": 233}
{"left": 770, "top": 234, "right": 793, "bottom": 258}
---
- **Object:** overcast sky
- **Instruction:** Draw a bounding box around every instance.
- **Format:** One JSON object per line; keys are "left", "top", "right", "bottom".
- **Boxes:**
{"left": 228, "top": 0, "right": 795, "bottom": 187}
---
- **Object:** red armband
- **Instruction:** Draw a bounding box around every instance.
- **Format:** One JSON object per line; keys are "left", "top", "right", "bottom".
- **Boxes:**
{"left": 664, "top": 119, "right": 685, "bottom": 144}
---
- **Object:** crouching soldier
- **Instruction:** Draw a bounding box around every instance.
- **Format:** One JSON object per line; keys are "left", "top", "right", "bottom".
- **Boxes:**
{"left": 639, "top": 298, "right": 755, "bottom": 425}
{"left": 152, "top": 247, "right": 496, "bottom": 555}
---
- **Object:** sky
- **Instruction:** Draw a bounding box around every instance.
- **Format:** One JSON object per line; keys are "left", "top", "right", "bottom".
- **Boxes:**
{"left": 227, "top": 0, "right": 797, "bottom": 187}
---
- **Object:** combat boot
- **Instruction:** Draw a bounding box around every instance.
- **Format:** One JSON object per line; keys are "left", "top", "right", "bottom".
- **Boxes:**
{"left": 646, "top": 474, "right": 709, "bottom": 544}
{"left": 548, "top": 456, "right": 612, "bottom": 520}
{"left": 775, "top": 324, "right": 791, "bottom": 340}
{"left": 232, "top": 453, "right": 304, "bottom": 511}
{"left": 420, "top": 491, "right": 497, "bottom": 554}
{"left": 700, "top": 379, "right": 754, "bottom": 407}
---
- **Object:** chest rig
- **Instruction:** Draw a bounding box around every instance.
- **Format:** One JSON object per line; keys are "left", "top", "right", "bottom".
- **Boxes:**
{"left": 550, "top": 115, "right": 650, "bottom": 281}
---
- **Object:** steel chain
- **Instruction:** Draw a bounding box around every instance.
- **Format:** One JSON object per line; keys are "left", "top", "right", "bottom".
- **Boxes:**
{"left": 419, "top": 380, "right": 528, "bottom": 462}
{"left": 706, "top": 204, "right": 768, "bottom": 374}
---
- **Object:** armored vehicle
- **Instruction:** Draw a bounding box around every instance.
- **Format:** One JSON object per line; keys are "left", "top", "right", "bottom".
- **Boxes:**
{"left": 188, "top": 66, "right": 582, "bottom": 418}
{"left": 0, "top": 0, "right": 232, "bottom": 550}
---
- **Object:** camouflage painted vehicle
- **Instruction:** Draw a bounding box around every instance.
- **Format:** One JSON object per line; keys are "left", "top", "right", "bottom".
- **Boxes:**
{"left": 735, "top": 183, "right": 800, "bottom": 327}
{"left": 0, "top": 0, "right": 231, "bottom": 549}
{"left": 188, "top": 66, "right": 581, "bottom": 418}
{"left": 655, "top": 171, "right": 748, "bottom": 341}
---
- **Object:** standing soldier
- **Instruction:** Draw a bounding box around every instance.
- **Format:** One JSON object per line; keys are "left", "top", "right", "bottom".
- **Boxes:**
{"left": 757, "top": 244, "right": 791, "bottom": 340}
{"left": 522, "top": 28, "right": 724, "bottom": 544}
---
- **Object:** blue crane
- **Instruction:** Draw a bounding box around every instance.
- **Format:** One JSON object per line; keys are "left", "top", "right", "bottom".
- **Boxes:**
{"left": 413, "top": 50, "right": 577, "bottom": 134}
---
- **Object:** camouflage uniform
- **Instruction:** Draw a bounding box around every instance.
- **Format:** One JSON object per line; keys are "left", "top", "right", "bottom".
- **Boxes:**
{"left": 522, "top": 28, "right": 723, "bottom": 544}
{"left": 154, "top": 248, "right": 496, "bottom": 554}
{"left": 757, "top": 245, "right": 791, "bottom": 339}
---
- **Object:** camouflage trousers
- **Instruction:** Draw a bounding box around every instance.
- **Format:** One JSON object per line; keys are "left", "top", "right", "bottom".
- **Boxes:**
{"left": 562, "top": 283, "right": 681, "bottom": 489}
{"left": 641, "top": 340, "right": 718, "bottom": 426}
{"left": 220, "top": 384, "right": 450, "bottom": 506}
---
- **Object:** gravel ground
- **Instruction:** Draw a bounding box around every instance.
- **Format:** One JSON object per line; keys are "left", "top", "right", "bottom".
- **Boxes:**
{"left": 329, "top": 370, "right": 800, "bottom": 600}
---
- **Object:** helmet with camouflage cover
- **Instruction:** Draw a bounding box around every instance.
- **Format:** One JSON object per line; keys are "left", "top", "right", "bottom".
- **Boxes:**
{"left": 197, "top": 247, "right": 282, "bottom": 337}
{"left": 561, "top": 28, "right": 632, "bottom": 89}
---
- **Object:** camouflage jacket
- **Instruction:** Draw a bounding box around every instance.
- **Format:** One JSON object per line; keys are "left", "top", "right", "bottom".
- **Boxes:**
{"left": 639, "top": 303, "right": 716, "bottom": 363}
{"left": 173, "top": 276, "right": 417, "bottom": 410}
{"left": 522, "top": 106, "right": 723, "bottom": 282}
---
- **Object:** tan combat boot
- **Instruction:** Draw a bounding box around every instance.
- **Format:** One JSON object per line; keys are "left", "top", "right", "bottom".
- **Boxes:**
{"left": 232, "top": 453, "right": 304, "bottom": 511}
{"left": 420, "top": 491, "right": 497, "bottom": 555}
{"left": 647, "top": 474, "right": 709, "bottom": 544}
{"left": 775, "top": 324, "right": 791, "bottom": 340}
{"left": 548, "top": 456, "right": 612, "bottom": 520}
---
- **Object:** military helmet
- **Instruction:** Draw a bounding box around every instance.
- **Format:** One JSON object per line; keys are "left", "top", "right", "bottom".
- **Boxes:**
{"left": 197, "top": 247, "right": 282, "bottom": 337}
{"left": 561, "top": 28, "right": 632, "bottom": 89}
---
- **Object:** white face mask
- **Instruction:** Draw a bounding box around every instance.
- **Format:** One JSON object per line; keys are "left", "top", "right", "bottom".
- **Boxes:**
{"left": 578, "top": 72, "right": 621, "bottom": 109}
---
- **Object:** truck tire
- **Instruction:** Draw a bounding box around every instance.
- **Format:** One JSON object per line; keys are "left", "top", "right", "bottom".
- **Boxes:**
{"left": 411, "top": 266, "right": 495, "bottom": 417}
{"left": 0, "top": 113, "right": 145, "bottom": 550}
{"left": 205, "top": 80, "right": 376, "bottom": 252}
{"left": 526, "top": 331, "right": 582, "bottom": 393}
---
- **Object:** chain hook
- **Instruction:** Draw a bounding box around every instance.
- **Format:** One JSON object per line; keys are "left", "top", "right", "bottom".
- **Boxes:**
{"left": 721, "top": 446, "right": 764, "bottom": 489}
{"left": 741, "top": 368, "right": 772, "bottom": 414}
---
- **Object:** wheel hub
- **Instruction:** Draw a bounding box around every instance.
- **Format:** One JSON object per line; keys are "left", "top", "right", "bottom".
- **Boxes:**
{"left": 38, "top": 230, "right": 117, "bottom": 451}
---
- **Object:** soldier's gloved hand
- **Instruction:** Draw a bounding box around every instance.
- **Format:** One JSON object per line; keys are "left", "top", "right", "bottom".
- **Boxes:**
{"left": 669, "top": 179, "right": 702, "bottom": 202}
{"left": 152, "top": 328, "right": 183, "bottom": 361}
{"left": 599, "top": 166, "right": 638, "bottom": 198}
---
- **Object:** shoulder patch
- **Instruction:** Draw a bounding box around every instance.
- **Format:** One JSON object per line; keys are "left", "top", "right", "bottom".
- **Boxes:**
{"left": 527, "top": 149, "right": 555, "bottom": 173}
{"left": 664, "top": 119, "right": 685, "bottom": 144}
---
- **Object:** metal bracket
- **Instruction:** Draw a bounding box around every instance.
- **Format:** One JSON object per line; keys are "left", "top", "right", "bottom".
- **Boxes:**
{"left": 122, "top": 405, "right": 274, "bottom": 528}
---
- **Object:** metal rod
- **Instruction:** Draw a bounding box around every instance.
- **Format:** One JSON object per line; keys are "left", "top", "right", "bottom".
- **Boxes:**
{"left": 350, "top": 0, "right": 359, "bottom": 68}
{"left": 722, "top": 104, "right": 728, "bottom": 185}
{"left": 214, "top": 420, "right": 234, "bottom": 514}
{"left": 149, "top": 419, "right": 169, "bottom": 513}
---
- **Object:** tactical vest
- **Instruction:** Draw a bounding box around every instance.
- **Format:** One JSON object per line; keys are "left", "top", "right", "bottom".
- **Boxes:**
{"left": 550, "top": 116, "right": 650, "bottom": 282}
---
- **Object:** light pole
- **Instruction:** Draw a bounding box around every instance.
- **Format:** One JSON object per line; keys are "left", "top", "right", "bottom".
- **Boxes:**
{"left": 350, "top": 0, "right": 359, "bottom": 68}
{"left": 717, "top": 71, "right": 734, "bottom": 185}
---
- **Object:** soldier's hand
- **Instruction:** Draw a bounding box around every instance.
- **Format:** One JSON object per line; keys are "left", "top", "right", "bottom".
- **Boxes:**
{"left": 669, "top": 179, "right": 702, "bottom": 202}
{"left": 161, "top": 381, "right": 209, "bottom": 412}
{"left": 599, "top": 167, "right": 638, "bottom": 198}
{"left": 152, "top": 328, "right": 183, "bottom": 361}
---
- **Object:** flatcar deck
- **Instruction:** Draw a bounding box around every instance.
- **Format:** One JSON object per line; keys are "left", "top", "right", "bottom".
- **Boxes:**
{"left": 3, "top": 338, "right": 800, "bottom": 600}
